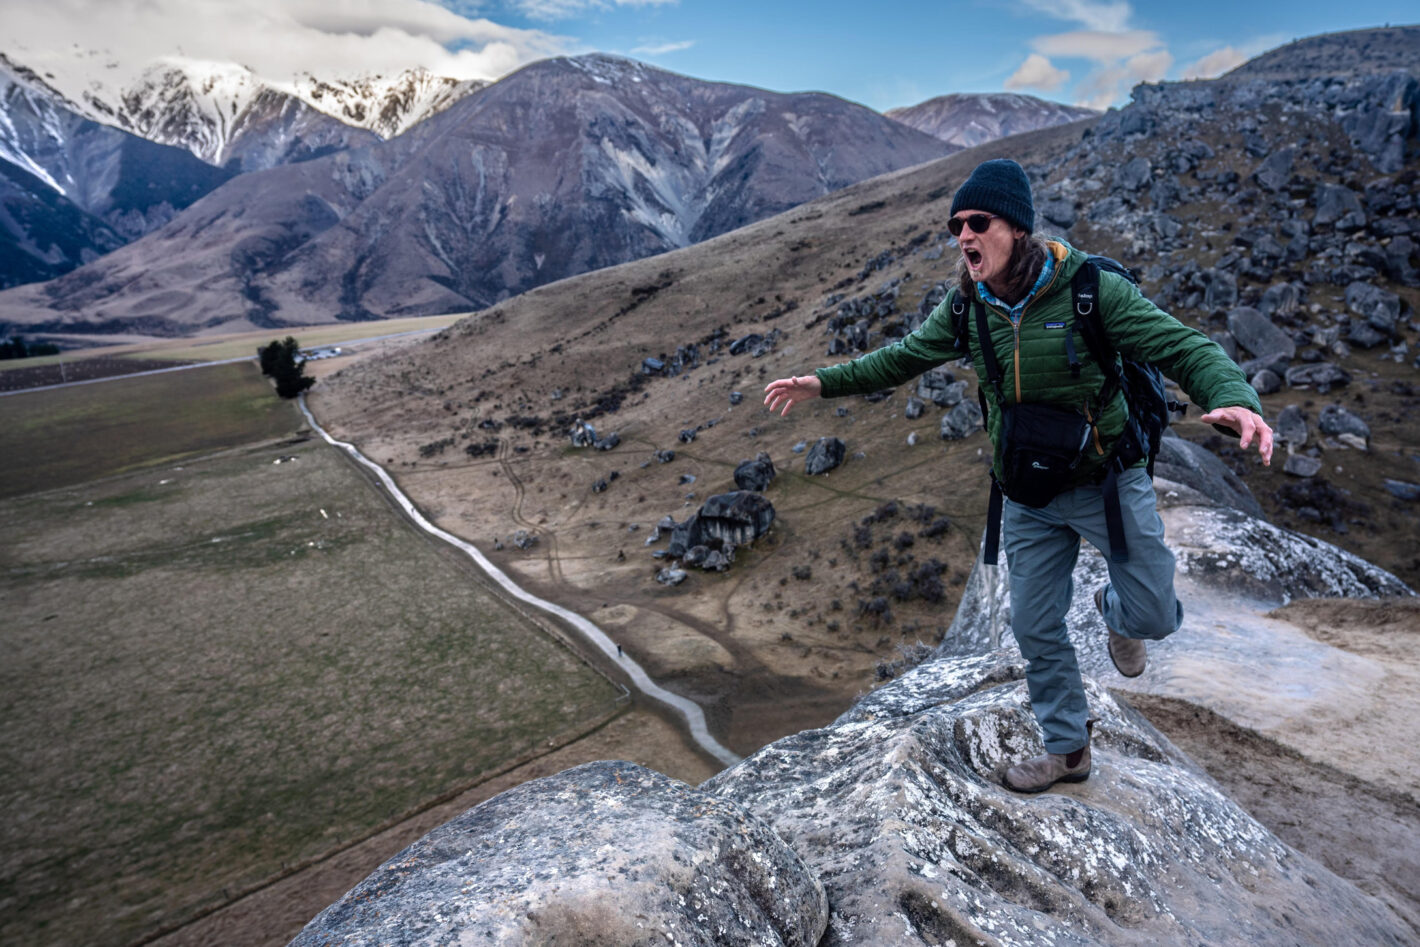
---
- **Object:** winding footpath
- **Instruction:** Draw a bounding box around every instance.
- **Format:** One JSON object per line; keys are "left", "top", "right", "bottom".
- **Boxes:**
{"left": 298, "top": 397, "right": 742, "bottom": 769}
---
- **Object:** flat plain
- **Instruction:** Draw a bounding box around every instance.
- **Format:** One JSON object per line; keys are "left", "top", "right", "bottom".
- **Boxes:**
{"left": 0, "top": 366, "right": 623, "bottom": 947}
{"left": 0, "top": 363, "right": 298, "bottom": 497}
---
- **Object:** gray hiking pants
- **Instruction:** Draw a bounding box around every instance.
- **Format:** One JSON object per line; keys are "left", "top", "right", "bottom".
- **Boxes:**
{"left": 1002, "top": 466, "right": 1183, "bottom": 754}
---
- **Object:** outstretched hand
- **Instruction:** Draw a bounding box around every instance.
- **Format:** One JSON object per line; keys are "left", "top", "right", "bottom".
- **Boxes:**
{"left": 1199, "top": 405, "right": 1274, "bottom": 466}
{"left": 763, "top": 374, "right": 822, "bottom": 416}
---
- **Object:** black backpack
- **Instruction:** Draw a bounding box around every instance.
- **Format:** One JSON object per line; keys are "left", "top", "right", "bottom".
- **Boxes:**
{"left": 951, "top": 255, "right": 1187, "bottom": 564}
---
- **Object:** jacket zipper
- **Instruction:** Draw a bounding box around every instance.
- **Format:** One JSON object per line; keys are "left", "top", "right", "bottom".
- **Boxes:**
{"left": 986, "top": 250, "right": 1067, "bottom": 405}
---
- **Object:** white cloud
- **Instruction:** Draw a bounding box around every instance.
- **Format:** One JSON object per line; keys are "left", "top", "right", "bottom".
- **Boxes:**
{"left": 1031, "top": 29, "right": 1162, "bottom": 64}
{"left": 1073, "top": 48, "right": 1173, "bottom": 109}
{"left": 1005, "top": 53, "right": 1069, "bottom": 92}
{"left": 1181, "top": 45, "right": 1246, "bottom": 79}
{"left": 629, "top": 40, "right": 695, "bottom": 56}
{"left": 505, "top": 0, "right": 677, "bottom": 22}
{"left": 3, "top": 0, "right": 570, "bottom": 86}
{"left": 1018, "top": 0, "right": 1132, "bottom": 32}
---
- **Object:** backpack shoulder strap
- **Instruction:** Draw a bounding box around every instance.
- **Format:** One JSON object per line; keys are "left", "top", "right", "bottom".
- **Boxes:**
{"left": 1071, "top": 258, "right": 1122, "bottom": 403}
{"left": 1072, "top": 257, "right": 1130, "bottom": 563}
{"left": 973, "top": 299, "right": 1008, "bottom": 406}
{"left": 949, "top": 288, "right": 971, "bottom": 357}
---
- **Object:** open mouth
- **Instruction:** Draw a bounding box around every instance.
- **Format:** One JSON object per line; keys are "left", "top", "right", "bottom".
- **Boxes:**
{"left": 965, "top": 248, "right": 982, "bottom": 267}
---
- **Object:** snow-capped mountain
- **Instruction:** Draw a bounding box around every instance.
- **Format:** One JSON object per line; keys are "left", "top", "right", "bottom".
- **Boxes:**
{"left": 0, "top": 54, "right": 954, "bottom": 333}
{"left": 0, "top": 53, "right": 233, "bottom": 288}
{"left": 885, "top": 93, "right": 1098, "bottom": 149}
{"left": 62, "top": 58, "right": 380, "bottom": 170}
{"left": 293, "top": 69, "right": 486, "bottom": 140}
{"left": 0, "top": 55, "right": 79, "bottom": 192}
{"left": 6, "top": 50, "right": 482, "bottom": 169}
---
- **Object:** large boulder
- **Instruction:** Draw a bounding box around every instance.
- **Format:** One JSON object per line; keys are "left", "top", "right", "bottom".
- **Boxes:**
{"left": 1226, "top": 307, "right": 1296, "bottom": 359}
{"left": 1202, "top": 271, "right": 1237, "bottom": 310}
{"left": 1257, "top": 281, "right": 1303, "bottom": 319}
{"left": 1285, "top": 362, "right": 1351, "bottom": 393}
{"left": 704, "top": 654, "right": 1411, "bottom": 947}
{"left": 668, "top": 492, "right": 776, "bottom": 559}
{"left": 939, "top": 400, "right": 983, "bottom": 440}
{"left": 1039, "top": 196, "right": 1077, "bottom": 231}
{"left": 1275, "top": 403, "right": 1308, "bottom": 448}
{"left": 291, "top": 761, "right": 828, "bottom": 946}
{"left": 1152, "top": 433, "right": 1265, "bottom": 519}
{"left": 1252, "top": 145, "right": 1295, "bottom": 192}
{"left": 804, "top": 437, "right": 846, "bottom": 476}
{"left": 569, "top": 419, "right": 597, "bottom": 447}
{"left": 294, "top": 481, "right": 1418, "bottom": 947}
{"left": 1113, "top": 155, "right": 1152, "bottom": 191}
{"left": 734, "top": 451, "right": 777, "bottom": 492}
{"left": 1318, "top": 404, "right": 1371, "bottom": 441}
{"left": 1313, "top": 183, "right": 1367, "bottom": 230}
{"left": 1340, "top": 71, "right": 1420, "bottom": 173}
{"left": 915, "top": 369, "right": 954, "bottom": 403}
{"left": 1345, "top": 281, "right": 1403, "bottom": 334}
{"left": 698, "top": 491, "right": 776, "bottom": 546}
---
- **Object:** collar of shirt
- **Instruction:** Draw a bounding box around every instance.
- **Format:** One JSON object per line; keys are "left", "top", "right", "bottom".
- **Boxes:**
{"left": 976, "top": 252, "right": 1057, "bottom": 321}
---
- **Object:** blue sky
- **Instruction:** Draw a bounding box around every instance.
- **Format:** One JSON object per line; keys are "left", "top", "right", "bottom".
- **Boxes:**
{"left": 5, "top": 1, "right": 1416, "bottom": 113}
{"left": 469, "top": 0, "right": 1418, "bottom": 110}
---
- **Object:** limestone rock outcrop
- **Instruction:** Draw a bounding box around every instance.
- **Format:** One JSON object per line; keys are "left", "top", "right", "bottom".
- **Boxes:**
{"left": 291, "top": 761, "right": 828, "bottom": 946}
{"left": 704, "top": 655, "right": 1411, "bottom": 946}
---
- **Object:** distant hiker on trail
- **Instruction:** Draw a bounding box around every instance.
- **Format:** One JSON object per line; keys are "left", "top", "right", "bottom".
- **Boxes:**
{"left": 764, "top": 157, "right": 1273, "bottom": 794}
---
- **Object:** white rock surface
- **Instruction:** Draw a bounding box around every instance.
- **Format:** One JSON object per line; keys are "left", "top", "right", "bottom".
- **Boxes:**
{"left": 291, "top": 760, "right": 827, "bottom": 946}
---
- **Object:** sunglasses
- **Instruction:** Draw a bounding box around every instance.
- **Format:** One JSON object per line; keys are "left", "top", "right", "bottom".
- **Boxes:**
{"left": 947, "top": 213, "right": 999, "bottom": 237}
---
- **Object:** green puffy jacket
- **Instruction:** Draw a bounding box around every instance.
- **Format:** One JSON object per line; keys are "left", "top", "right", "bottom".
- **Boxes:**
{"left": 815, "top": 241, "right": 1262, "bottom": 488}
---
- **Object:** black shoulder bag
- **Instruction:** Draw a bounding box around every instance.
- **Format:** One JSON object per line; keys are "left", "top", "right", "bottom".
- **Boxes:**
{"left": 972, "top": 300, "right": 1092, "bottom": 554}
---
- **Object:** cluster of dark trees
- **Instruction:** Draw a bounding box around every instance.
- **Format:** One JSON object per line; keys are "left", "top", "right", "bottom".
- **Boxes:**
{"left": 0, "top": 336, "right": 61, "bottom": 360}
{"left": 257, "top": 337, "right": 315, "bottom": 398}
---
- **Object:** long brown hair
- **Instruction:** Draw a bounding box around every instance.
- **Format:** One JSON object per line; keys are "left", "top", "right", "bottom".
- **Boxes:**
{"left": 957, "top": 233, "right": 1050, "bottom": 306}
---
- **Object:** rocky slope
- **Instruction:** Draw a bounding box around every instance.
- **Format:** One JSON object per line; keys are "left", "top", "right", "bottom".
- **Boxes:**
{"left": 1226, "top": 25, "right": 1420, "bottom": 80}
{"left": 886, "top": 92, "right": 1097, "bottom": 149}
{"left": 0, "top": 54, "right": 952, "bottom": 334}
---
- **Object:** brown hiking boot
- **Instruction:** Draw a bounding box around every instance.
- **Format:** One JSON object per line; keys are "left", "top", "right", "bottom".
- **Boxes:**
{"left": 1096, "top": 586, "right": 1146, "bottom": 678}
{"left": 1003, "top": 744, "right": 1091, "bottom": 793}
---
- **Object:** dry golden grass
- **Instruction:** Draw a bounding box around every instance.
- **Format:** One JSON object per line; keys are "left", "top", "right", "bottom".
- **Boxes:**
{"left": 0, "top": 435, "right": 621, "bottom": 947}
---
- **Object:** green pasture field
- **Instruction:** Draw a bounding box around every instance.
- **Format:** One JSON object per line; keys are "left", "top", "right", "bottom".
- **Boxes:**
{"left": 0, "top": 362, "right": 301, "bottom": 498}
{"left": 0, "top": 435, "right": 622, "bottom": 947}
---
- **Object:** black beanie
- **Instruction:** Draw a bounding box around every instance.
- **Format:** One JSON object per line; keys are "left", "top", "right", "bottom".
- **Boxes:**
{"left": 950, "top": 158, "right": 1034, "bottom": 234}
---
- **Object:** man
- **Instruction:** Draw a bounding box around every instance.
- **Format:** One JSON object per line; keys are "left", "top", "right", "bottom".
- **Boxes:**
{"left": 764, "top": 158, "right": 1272, "bottom": 793}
